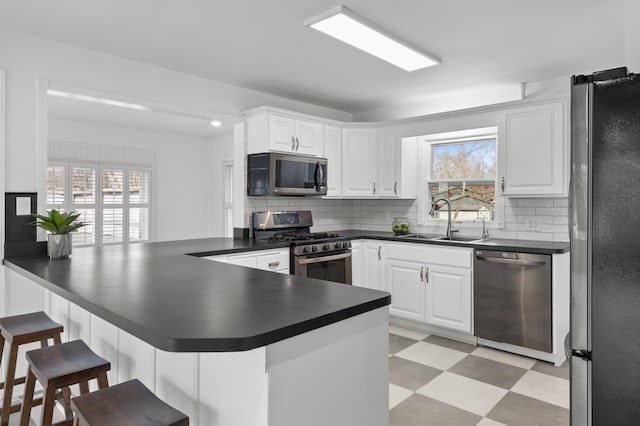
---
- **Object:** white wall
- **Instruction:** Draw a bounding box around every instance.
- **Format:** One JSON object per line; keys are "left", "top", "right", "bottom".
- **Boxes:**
{"left": 209, "top": 133, "right": 234, "bottom": 237}
{"left": 0, "top": 29, "right": 351, "bottom": 194}
{"left": 49, "top": 118, "right": 212, "bottom": 241}
{"left": 625, "top": 0, "right": 640, "bottom": 72}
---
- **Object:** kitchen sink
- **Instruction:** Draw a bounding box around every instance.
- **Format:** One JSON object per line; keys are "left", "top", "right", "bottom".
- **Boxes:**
{"left": 430, "top": 236, "right": 482, "bottom": 243}
{"left": 398, "top": 234, "right": 486, "bottom": 243}
{"left": 398, "top": 234, "right": 441, "bottom": 240}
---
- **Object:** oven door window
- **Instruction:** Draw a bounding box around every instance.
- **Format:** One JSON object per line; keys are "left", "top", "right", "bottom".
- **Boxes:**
{"left": 296, "top": 251, "right": 352, "bottom": 285}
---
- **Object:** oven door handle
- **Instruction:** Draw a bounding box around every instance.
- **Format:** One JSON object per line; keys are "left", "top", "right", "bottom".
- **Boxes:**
{"left": 297, "top": 252, "right": 352, "bottom": 265}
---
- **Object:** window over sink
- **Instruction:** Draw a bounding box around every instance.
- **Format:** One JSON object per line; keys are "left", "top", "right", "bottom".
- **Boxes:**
{"left": 420, "top": 127, "right": 499, "bottom": 223}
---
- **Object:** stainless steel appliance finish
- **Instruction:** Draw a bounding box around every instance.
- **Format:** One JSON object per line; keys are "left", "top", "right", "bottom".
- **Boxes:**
{"left": 292, "top": 239, "right": 352, "bottom": 285}
{"left": 253, "top": 211, "right": 313, "bottom": 231}
{"left": 570, "top": 68, "right": 640, "bottom": 425}
{"left": 252, "top": 211, "right": 352, "bottom": 285}
{"left": 474, "top": 249, "right": 552, "bottom": 352}
{"left": 247, "top": 152, "right": 327, "bottom": 196}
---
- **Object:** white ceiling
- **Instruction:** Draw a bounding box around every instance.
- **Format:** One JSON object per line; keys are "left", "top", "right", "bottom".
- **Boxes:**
{"left": 0, "top": 0, "right": 626, "bottom": 116}
{"left": 47, "top": 95, "right": 229, "bottom": 139}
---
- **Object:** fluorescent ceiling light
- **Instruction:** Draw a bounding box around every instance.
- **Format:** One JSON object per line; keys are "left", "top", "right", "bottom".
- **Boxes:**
{"left": 305, "top": 5, "right": 441, "bottom": 72}
{"left": 47, "top": 90, "right": 149, "bottom": 111}
{"left": 210, "top": 120, "right": 222, "bottom": 127}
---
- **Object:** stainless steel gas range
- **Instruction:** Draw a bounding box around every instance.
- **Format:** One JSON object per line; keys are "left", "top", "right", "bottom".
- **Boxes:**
{"left": 252, "top": 211, "right": 352, "bottom": 285}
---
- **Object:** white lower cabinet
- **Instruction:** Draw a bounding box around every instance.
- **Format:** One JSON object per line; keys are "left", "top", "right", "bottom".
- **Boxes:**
{"left": 424, "top": 265, "right": 472, "bottom": 333}
{"left": 361, "top": 241, "right": 385, "bottom": 291}
{"left": 386, "top": 258, "right": 425, "bottom": 322}
{"left": 384, "top": 242, "right": 473, "bottom": 334}
{"left": 350, "top": 240, "right": 363, "bottom": 286}
{"left": 203, "top": 249, "right": 290, "bottom": 274}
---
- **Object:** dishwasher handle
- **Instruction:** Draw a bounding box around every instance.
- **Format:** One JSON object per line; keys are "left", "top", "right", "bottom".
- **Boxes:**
{"left": 475, "top": 255, "right": 546, "bottom": 267}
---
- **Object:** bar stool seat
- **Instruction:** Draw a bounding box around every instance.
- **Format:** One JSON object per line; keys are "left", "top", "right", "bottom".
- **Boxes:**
{"left": 0, "top": 311, "right": 64, "bottom": 426}
{"left": 20, "top": 339, "right": 111, "bottom": 426}
{"left": 71, "top": 379, "right": 189, "bottom": 426}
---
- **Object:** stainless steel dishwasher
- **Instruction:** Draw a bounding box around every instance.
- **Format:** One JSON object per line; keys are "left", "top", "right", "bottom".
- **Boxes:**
{"left": 474, "top": 250, "right": 552, "bottom": 352}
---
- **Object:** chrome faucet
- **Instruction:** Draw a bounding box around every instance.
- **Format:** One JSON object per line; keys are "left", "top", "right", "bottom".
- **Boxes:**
{"left": 430, "top": 198, "right": 458, "bottom": 240}
{"left": 474, "top": 217, "right": 490, "bottom": 240}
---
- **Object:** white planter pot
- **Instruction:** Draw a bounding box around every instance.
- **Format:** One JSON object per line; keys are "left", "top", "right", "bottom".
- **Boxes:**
{"left": 48, "top": 234, "right": 72, "bottom": 259}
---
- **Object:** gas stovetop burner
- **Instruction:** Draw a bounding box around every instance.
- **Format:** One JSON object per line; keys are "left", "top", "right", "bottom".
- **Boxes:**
{"left": 269, "top": 232, "right": 341, "bottom": 242}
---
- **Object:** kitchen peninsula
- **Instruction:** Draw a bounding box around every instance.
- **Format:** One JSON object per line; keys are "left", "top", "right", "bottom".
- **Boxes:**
{"left": 3, "top": 238, "right": 390, "bottom": 426}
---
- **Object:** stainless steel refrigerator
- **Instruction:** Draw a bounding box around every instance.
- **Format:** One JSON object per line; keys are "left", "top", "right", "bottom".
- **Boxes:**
{"left": 570, "top": 67, "right": 640, "bottom": 425}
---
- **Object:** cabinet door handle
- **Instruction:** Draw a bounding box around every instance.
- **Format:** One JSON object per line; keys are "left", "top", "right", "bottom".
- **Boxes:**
{"left": 394, "top": 181, "right": 398, "bottom": 195}
{"left": 268, "top": 261, "right": 280, "bottom": 269}
{"left": 420, "top": 266, "right": 424, "bottom": 282}
{"left": 295, "top": 137, "right": 300, "bottom": 151}
{"left": 291, "top": 136, "right": 296, "bottom": 151}
{"left": 501, "top": 177, "right": 505, "bottom": 193}
{"left": 377, "top": 246, "right": 381, "bottom": 260}
{"left": 373, "top": 181, "right": 376, "bottom": 195}
{"left": 425, "top": 267, "right": 429, "bottom": 283}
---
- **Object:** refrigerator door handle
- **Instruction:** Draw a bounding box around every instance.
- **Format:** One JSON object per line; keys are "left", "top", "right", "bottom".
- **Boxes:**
{"left": 572, "top": 349, "right": 593, "bottom": 361}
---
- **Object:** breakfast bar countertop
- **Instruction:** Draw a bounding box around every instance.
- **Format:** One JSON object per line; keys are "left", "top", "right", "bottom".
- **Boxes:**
{"left": 4, "top": 237, "right": 390, "bottom": 353}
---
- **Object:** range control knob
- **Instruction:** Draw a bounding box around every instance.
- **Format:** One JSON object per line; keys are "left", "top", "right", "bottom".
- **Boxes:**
{"left": 334, "top": 242, "right": 342, "bottom": 249}
{"left": 311, "top": 246, "right": 318, "bottom": 253}
{"left": 323, "top": 244, "right": 331, "bottom": 251}
{"left": 303, "top": 246, "right": 310, "bottom": 254}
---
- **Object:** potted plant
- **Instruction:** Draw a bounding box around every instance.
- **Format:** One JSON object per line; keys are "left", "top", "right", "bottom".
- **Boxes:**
{"left": 32, "top": 210, "right": 86, "bottom": 259}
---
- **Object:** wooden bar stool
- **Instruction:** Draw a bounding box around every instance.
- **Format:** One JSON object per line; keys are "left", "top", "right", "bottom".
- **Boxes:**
{"left": 0, "top": 311, "right": 64, "bottom": 426}
{"left": 20, "top": 339, "right": 111, "bottom": 426}
{"left": 71, "top": 379, "right": 189, "bottom": 426}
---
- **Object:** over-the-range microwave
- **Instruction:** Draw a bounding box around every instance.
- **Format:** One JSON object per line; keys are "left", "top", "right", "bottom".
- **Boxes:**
{"left": 247, "top": 152, "right": 328, "bottom": 196}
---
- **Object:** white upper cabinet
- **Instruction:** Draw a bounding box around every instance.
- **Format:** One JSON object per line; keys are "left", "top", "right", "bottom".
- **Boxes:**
{"left": 341, "top": 126, "right": 417, "bottom": 198}
{"left": 294, "top": 119, "right": 324, "bottom": 156}
{"left": 376, "top": 127, "right": 400, "bottom": 197}
{"left": 342, "top": 128, "right": 377, "bottom": 197}
{"left": 247, "top": 111, "right": 323, "bottom": 157}
{"left": 323, "top": 125, "right": 342, "bottom": 197}
{"left": 498, "top": 100, "right": 568, "bottom": 197}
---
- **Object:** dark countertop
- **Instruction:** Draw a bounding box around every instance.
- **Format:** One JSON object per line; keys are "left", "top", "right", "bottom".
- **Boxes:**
{"left": 339, "top": 230, "right": 570, "bottom": 254}
{"left": 4, "top": 238, "right": 389, "bottom": 353}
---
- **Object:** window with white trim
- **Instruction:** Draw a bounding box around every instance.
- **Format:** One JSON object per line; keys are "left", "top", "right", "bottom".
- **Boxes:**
{"left": 46, "top": 161, "right": 152, "bottom": 246}
{"left": 421, "top": 127, "right": 498, "bottom": 222}
{"left": 223, "top": 161, "right": 234, "bottom": 238}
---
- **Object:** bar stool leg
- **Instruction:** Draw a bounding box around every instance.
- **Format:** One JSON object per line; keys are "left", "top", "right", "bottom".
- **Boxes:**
{"left": 19, "top": 368, "right": 36, "bottom": 426}
{"left": 62, "top": 387, "right": 73, "bottom": 419}
{"left": 1, "top": 343, "right": 19, "bottom": 426}
{"left": 79, "top": 382, "right": 89, "bottom": 395}
{"left": 96, "top": 372, "right": 109, "bottom": 390}
{"left": 0, "top": 335, "right": 5, "bottom": 383}
{"left": 0, "top": 336, "right": 4, "bottom": 425}
{"left": 41, "top": 386, "right": 57, "bottom": 426}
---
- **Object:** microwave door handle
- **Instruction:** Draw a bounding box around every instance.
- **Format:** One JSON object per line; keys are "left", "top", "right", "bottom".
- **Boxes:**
{"left": 314, "top": 162, "right": 320, "bottom": 192}
{"left": 318, "top": 163, "right": 324, "bottom": 190}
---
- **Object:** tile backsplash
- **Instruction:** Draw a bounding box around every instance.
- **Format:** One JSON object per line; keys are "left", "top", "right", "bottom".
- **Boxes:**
{"left": 244, "top": 196, "right": 569, "bottom": 242}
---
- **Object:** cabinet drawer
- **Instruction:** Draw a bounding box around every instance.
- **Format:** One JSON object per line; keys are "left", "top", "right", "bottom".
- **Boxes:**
{"left": 202, "top": 253, "right": 257, "bottom": 268}
{"left": 385, "top": 243, "right": 472, "bottom": 269}
{"left": 256, "top": 250, "right": 290, "bottom": 272}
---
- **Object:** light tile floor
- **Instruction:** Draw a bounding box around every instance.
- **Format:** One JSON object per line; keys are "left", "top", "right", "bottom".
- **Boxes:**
{"left": 389, "top": 325, "right": 570, "bottom": 426}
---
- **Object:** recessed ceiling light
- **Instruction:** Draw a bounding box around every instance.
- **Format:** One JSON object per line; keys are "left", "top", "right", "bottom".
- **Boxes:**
{"left": 47, "top": 90, "right": 149, "bottom": 110}
{"left": 210, "top": 120, "right": 222, "bottom": 127}
{"left": 304, "top": 5, "right": 441, "bottom": 72}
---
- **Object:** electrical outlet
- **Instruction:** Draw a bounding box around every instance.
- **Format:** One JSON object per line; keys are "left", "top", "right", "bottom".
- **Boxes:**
{"left": 525, "top": 218, "right": 540, "bottom": 231}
